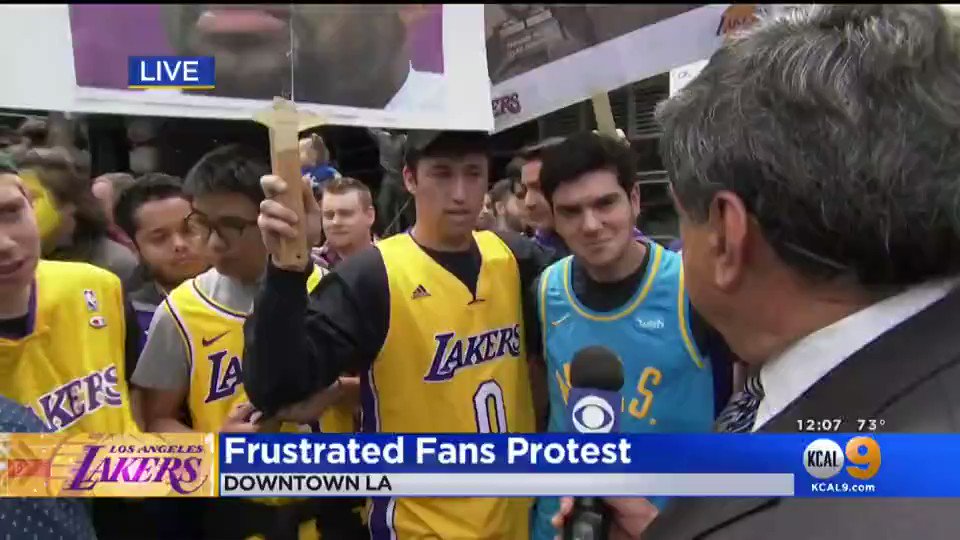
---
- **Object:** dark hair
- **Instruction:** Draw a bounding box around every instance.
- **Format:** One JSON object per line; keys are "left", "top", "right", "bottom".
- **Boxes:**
{"left": 489, "top": 178, "right": 514, "bottom": 205}
{"left": 517, "top": 136, "right": 566, "bottom": 162}
{"left": 16, "top": 118, "right": 48, "bottom": 147}
{"left": 538, "top": 132, "right": 637, "bottom": 204}
{"left": 405, "top": 131, "right": 490, "bottom": 170}
{"left": 114, "top": 173, "right": 186, "bottom": 242}
{"left": 322, "top": 176, "right": 373, "bottom": 208}
{"left": 95, "top": 172, "right": 136, "bottom": 204}
{"left": 504, "top": 157, "right": 524, "bottom": 182}
{"left": 184, "top": 144, "right": 270, "bottom": 206}
{"left": 15, "top": 147, "right": 109, "bottom": 259}
{"left": 656, "top": 4, "right": 960, "bottom": 287}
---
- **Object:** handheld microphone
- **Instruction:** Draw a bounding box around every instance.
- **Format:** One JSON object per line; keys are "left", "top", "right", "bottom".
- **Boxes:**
{"left": 563, "top": 346, "right": 624, "bottom": 540}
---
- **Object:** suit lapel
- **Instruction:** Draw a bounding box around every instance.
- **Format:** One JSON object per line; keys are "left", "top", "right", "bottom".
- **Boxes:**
{"left": 764, "top": 285, "right": 960, "bottom": 432}
{"left": 647, "top": 286, "right": 960, "bottom": 539}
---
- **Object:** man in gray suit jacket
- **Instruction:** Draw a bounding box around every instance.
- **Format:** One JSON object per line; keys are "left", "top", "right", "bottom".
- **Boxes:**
{"left": 552, "top": 4, "right": 960, "bottom": 539}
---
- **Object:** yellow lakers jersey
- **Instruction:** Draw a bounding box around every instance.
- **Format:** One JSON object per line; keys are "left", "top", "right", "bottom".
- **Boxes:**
{"left": 366, "top": 231, "right": 535, "bottom": 539}
{"left": 0, "top": 260, "right": 138, "bottom": 434}
{"left": 162, "top": 267, "right": 354, "bottom": 435}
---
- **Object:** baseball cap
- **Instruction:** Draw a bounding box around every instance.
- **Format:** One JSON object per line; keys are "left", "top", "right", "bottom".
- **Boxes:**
{"left": 403, "top": 130, "right": 491, "bottom": 167}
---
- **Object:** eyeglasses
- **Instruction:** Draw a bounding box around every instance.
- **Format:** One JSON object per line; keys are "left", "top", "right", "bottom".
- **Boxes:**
{"left": 185, "top": 211, "right": 258, "bottom": 247}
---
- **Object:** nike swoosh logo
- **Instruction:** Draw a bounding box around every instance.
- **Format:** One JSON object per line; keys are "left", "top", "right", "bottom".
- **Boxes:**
{"left": 551, "top": 314, "right": 571, "bottom": 327}
{"left": 202, "top": 331, "right": 229, "bottom": 347}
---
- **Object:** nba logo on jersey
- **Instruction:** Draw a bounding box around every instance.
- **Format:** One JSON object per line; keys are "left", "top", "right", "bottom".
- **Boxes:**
{"left": 83, "top": 289, "right": 99, "bottom": 312}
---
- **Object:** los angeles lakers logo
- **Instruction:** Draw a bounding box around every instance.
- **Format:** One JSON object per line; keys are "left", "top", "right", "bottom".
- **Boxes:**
{"left": 6, "top": 433, "right": 215, "bottom": 498}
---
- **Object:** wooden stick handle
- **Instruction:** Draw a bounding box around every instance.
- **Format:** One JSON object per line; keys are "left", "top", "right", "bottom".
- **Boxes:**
{"left": 256, "top": 98, "right": 312, "bottom": 270}
{"left": 268, "top": 129, "right": 308, "bottom": 269}
{"left": 591, "top": 92, "right": 617, "bottom": 137}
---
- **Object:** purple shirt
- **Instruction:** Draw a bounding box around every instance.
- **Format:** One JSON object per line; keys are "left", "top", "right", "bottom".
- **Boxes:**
{"left": 311, "top": 244, "right": 342, "bottom": 270}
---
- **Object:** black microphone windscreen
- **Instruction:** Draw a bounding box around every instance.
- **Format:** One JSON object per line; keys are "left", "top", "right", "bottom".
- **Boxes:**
{"left": 569, "top": 346, "right": 624, "bottom": 391}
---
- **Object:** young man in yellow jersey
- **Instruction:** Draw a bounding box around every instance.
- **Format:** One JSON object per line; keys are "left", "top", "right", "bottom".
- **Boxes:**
{"left": 131, "top": 145, "right": 363, "bottom": 539}
{"left": 0, "top": 157, "right": 162, "bottom": 539}
{"left": 246, "top": 131, "right": 557, "bottom": 539}
{"left": 0, "top": 163, "right": 141, "bottom": 435}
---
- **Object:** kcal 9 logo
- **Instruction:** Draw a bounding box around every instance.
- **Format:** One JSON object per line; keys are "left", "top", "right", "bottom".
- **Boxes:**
{"left": 571, "top": 396, "right": 616, "bottom": 433}
{"left": 803, "top": 437, "right": 881, "bottom": 480}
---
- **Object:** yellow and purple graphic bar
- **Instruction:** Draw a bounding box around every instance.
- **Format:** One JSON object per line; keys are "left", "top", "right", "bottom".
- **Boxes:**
{"left": 0, "top": 433, "right": 215, "bottom": 497}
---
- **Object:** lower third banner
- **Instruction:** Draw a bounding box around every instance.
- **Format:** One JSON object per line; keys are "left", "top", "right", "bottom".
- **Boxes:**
{"left": 3, "top": 433, "right": 957, "bottom": 498}
{"left": 218, "top": 433, "right": 959, "bottom": 498}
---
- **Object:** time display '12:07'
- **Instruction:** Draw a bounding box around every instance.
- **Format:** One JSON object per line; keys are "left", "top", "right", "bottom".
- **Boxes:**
{"left": 797, "top": 419, "right": 843, "bottom": 432}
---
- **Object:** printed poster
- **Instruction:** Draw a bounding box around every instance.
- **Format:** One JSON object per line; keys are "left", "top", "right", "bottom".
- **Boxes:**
{"left": 0, "top": 4, "right": 492, "bottom": 130}
{"left": 487, "top": 4, "right": 732, "bottom": 131}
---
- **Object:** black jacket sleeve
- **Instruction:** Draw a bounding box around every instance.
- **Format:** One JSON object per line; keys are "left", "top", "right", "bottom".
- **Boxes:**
{"left": 243, "top": 247, "right": 390, "bottom": 416}
{"left": 493, "top": 230, "right": 560, "bottom": 356}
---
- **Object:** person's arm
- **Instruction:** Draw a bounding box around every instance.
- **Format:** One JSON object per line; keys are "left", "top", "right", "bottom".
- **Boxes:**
{"left": 495, "top": 230, "right": 559, "bottom": 431}
{"left": 527, "top": 273, "right": 549, "bottom": 432}
{"left": 131, "top": 304, "right": 193, "bottom": 433}
{"left": 493, "top": 229, "right": 560, "bottom": 355}
{"left": 242, "top": 247, "right": 389, "bottom": 417}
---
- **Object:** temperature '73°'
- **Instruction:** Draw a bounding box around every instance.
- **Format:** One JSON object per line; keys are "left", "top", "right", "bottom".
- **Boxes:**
{"left": 857, "top": 418, "right": 886, "bottom": 432}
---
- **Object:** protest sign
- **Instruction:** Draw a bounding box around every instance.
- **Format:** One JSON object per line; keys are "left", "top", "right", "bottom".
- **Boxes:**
{"left": 0, "top": 4, "right": 492, "bottom": 131}
{"left": 487, "top": 4, "right": 731, "bottom": 132}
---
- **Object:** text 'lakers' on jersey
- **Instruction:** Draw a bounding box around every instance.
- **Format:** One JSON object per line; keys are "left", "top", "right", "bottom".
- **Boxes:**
{"left": 366, "top": 231, "right": 535, "bottom": 540}
{"left": 0, "top": 260, "right": 137, "bottom": 434}
{"left": 163, "top": 266, "right": 354, "bottom": 435}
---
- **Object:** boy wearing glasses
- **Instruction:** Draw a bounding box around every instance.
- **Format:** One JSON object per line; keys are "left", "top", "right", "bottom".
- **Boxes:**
{"left": 131, "top": 145, "right": 362, "bottom": 539}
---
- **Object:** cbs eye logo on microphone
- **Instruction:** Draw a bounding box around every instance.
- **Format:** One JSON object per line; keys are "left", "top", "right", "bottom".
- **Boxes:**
{"left": 570, "top": 394, "right": 619, "bottom": 433}
{"left": 804, "top": 437, "right": 880, "bottom": 494}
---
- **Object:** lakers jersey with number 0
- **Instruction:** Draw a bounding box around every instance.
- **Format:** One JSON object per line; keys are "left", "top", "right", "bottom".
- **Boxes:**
{"left": 365, "top": 231, "right": 535, "bottom": 540}
{"left": 532, "top": 243, "right": 715, "bottom": 540}
{"left": 0, "top": 260, "right": 138, "bottom": 434}
{"left": 162, "top": 266, "right": 354, "bottom": 435}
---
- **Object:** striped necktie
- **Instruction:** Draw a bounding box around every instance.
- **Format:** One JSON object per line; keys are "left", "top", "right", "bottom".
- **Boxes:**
{"left": 715, "top": 373, "right": 764, "bottom": 433}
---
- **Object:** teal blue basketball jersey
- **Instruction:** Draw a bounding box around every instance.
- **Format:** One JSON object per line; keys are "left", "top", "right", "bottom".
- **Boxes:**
{"left": 531, "top": 242, "right": 716, "bottom": 540}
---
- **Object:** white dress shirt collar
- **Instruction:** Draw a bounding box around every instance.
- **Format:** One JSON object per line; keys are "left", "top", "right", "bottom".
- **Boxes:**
{"left": 752, "top": 277, "right": 959, "bottom": 431}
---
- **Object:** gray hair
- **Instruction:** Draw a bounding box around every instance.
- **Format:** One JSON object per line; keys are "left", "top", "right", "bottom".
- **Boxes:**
{"left": 657, "top": 5, "right": 960, "bottom": 287}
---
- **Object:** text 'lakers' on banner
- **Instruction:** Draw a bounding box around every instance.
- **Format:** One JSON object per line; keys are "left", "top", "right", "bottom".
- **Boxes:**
{"left": 0, "top": 433, "right": 215, "bottom": 497}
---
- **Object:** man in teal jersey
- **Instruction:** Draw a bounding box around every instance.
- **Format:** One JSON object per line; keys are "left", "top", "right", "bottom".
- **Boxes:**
{"left": 530, "top": 132, "right": 732, "bottom": 540}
